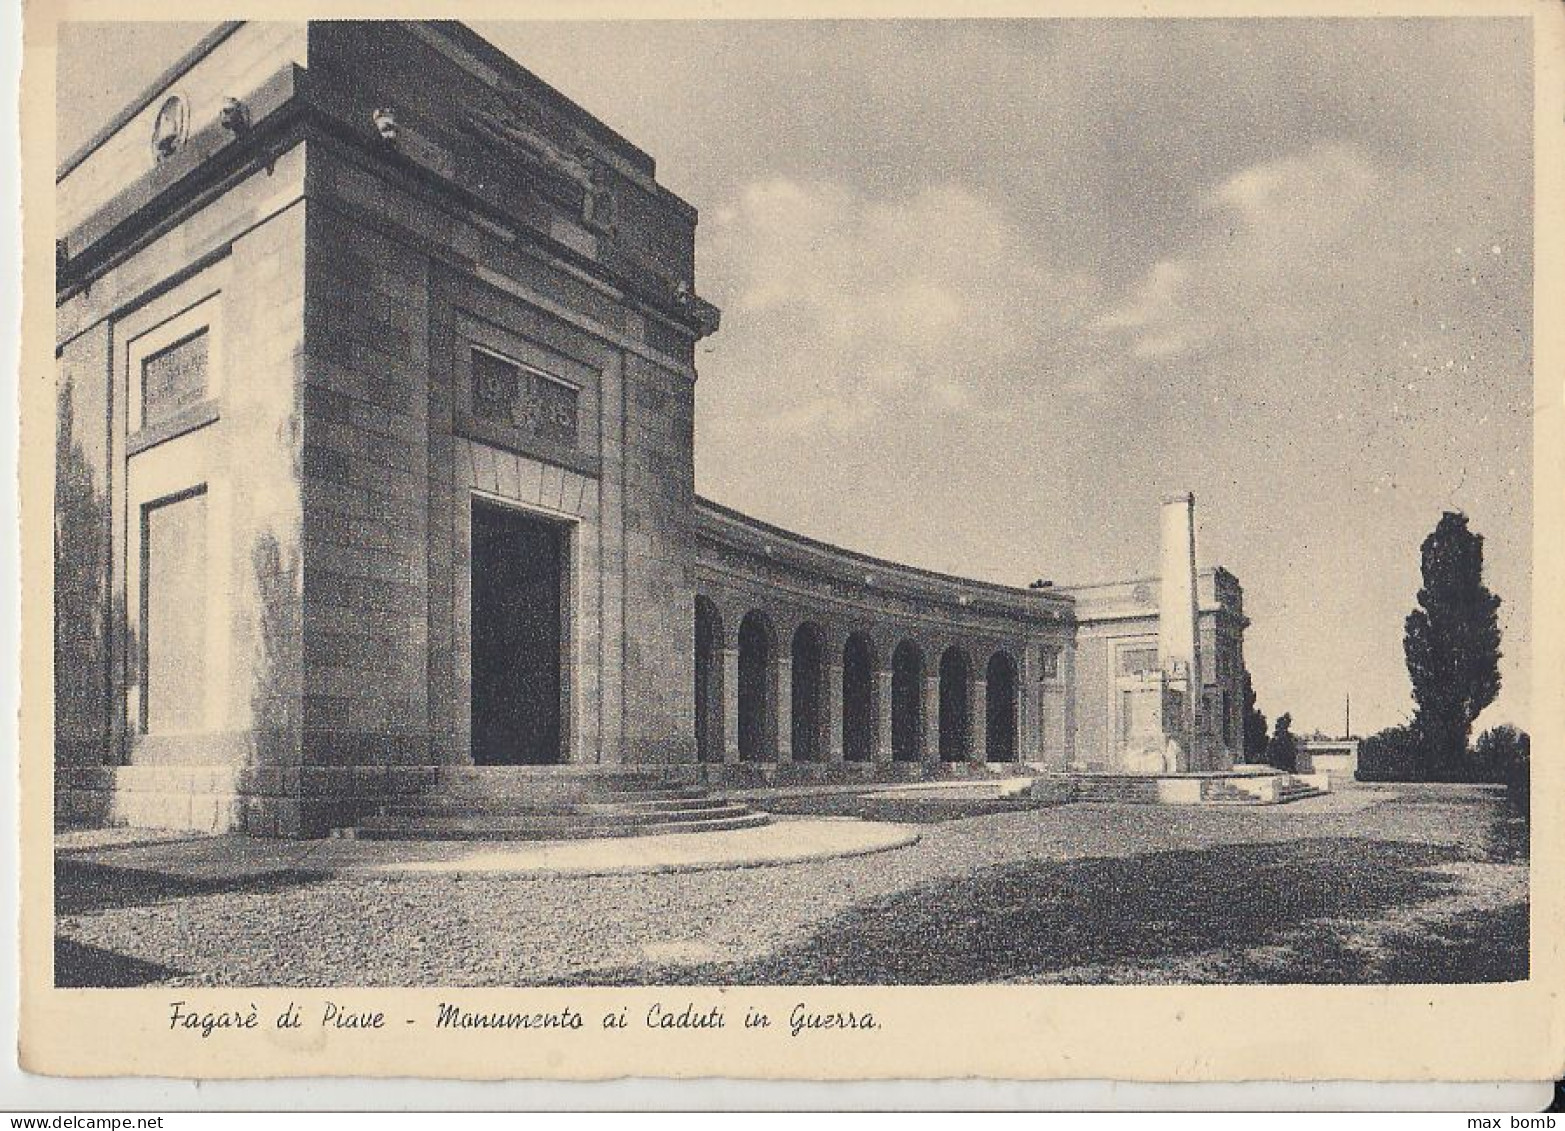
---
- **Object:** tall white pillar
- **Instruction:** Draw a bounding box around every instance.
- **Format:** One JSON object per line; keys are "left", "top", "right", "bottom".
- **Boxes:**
{"left": 1159, "top": 492, "right": 1202, "bottom": 768}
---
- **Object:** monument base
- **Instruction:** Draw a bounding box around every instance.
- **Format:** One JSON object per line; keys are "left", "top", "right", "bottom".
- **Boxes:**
{"left": 1044, "top": 768, "right": 1328, "bottom": 806}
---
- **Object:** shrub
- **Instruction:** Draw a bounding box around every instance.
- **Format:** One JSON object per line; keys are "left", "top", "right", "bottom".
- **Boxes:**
{"left": 1265, "top": 713, "right": 1298, "bottom": 772}
{"left": 1356, "top": 725, "right": 1423, "bottom": 782}
{"left": 1474, "top": 725, "right": 1530, "bottom": 814}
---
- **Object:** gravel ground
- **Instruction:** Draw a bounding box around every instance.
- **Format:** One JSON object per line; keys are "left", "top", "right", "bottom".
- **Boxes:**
{"left": 54, "top": 783, "right": 1527, "bottom": 987}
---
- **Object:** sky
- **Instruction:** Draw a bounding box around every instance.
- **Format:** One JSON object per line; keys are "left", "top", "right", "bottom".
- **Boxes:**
{"left": 56, "top": 18, "right": 1535, "bottom": 739}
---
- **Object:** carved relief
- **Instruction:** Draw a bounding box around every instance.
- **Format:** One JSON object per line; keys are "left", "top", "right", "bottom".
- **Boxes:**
{"left": 462, "top": 87, "right": 593, "bottom": 196}
{"left": 470, "top": 347, "right": 577, "bottom": 447}
{"left": 460, "top": 88, "right": 633, "bottom": 250}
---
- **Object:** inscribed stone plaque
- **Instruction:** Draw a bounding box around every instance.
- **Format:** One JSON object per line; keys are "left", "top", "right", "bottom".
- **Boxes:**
{"left": 139, "top": 327, "right": 209, "bottom": 429}
{"left": 1119, "top": 646, "right": 1158, "bottom": 675}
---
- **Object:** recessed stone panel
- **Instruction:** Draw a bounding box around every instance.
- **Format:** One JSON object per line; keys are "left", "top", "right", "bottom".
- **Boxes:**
{"left": 141, "top": 489, "right": 208, "bottom": 735}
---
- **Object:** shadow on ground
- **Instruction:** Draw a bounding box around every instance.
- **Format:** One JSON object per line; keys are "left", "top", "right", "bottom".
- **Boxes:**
{"left": 54, "top": 863, "right": 333, "bottom": 988}
{"left": 54, "top": 938, "right": 185, "bottom": 988}
{"left": 554, "top": 836, "right": 1524, "bottom": 985}
{"left": 1480, "top": 811, "right": 1531, "bottom": 865}
{"left": 1372, "top": 902, "right": 1528, "bottom": 982}
{"left": 55, "top": 859, "right": 326, "bottom": 916}
{"left": 54, "top": 860, "right": 332, "bottom": 988}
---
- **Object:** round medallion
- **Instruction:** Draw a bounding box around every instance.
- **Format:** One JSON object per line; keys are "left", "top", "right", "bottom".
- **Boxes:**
{"left": 151, "top": 94, "right": 190, "bottom": 161}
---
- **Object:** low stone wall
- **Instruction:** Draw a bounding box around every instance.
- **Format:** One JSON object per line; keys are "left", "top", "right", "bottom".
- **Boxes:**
{"left": 698, "top": 759, "right": 1033, "bottom": 789}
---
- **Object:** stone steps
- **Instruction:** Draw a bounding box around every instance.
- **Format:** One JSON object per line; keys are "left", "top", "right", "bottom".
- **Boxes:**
{"left": 1061, "top": 772, "right": 1327, "bottom": 806}
{"left": 1201, "top": 777, "right": 1325, "bottom": 805}
{"left": 332, "top": 772, "right": 770, "bottom": 841}
{"left": 339, "top": 809, "right": 771, "bottom": 841}
{"left": 373, "top": 796, "right": 741, "bottom": 820}
{"left": 425, "top": 786, "right": 711, "bottom": 807}
{"left": 1071, "top": 778, "right": 1164, "bottom": 804}
{"left": 1276, "top": 781, "right": 1324, "bottom": 803}
{"left": 598, "top": 787, "right": 712, "bottom": 804}
{"left": 1200, "top": 781, "right": 1265, "bottom": 804}
{"left": 430, "top": 768, "right": 699, "bottom": 801}
{"left": 697, "top": 759, "right": 1031, "bottom": 789}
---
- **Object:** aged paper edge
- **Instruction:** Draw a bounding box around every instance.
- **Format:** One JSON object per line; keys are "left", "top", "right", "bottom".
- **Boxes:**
{"left": 17, "top": 0, "right": 1565, "bottom": 1083}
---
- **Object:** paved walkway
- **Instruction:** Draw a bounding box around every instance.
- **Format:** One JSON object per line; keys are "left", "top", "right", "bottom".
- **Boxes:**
{"left": 55, "top": 815, "right": 920, "bottom": 881}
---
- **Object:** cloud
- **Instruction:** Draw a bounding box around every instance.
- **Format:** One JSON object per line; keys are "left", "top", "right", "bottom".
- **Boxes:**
{"left": 1094, "top": 143, "right": 1388, "bottom": 361}
{"left": 1094, "top": 261, "right": 1196, "bottom": 358}
{"left": 1212, "top": 143, "right": 1380, "bottom": 231}
{"left": 700, "top": 178, "right": 1097, "bottom": 433}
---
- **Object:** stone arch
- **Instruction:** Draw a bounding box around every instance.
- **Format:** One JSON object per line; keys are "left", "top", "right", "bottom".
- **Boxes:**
{"left": 939, "top": 646, "right": 973, "bottom": 762}
{"left": 694, "top": 596, "right": 724, "bottom": 763}
{"left": 790, "top": 621, "right": 830, "bottom": 762}
{"left": 985, "top": 649, "right": 1020, "bottom": 763}
{"left": 737, "top": 610, "right": 777, "bottom": 761}
{"left": 842, "top": 632, "right": 875, "bottom": 763}
{"left": 891, "top": 640, "right": 924, "bottom": 762}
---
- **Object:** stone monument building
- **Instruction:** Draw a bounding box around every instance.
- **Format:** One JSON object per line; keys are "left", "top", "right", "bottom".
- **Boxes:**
{"left": 54, "top": 21, "right": 1250, "bottom": 836}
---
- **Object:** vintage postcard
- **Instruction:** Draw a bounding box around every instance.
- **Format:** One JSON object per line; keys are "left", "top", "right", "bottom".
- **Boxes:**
{"left": 16, "top": 0, "right": 1565, "bottom": 1083}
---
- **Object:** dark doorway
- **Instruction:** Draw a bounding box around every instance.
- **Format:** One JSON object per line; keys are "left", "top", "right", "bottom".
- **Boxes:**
{"left": 738, "top": 610, "right": 776, "bottom": 761}
{"left": 939, "top": 647, "right": 972, "bottom": 762}
{"left": 986, "top": 651, "right": 1019, "bottom": 762}
{"left": 470, "top": 501, "right": 566, "bottom": 765}
{"left": 791, "top": 622, "right": 829, "bottom": 762}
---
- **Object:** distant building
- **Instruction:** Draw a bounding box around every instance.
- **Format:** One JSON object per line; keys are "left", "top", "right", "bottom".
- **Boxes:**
{"left": 54, "top": 21, "right": 1250, "bottom": 835}
{"left": 1297, "top": 738, "right": 1360, "bottom": 781}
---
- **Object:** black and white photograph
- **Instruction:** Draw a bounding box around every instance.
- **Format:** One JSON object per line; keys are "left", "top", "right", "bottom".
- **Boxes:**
{"left": 23, "top": 3, "right": 1564, "bottom": 1085}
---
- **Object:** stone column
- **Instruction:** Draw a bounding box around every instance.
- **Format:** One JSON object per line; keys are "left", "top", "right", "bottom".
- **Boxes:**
{"left": 1020, "top": 645, "right": 1040, "bottom": 766}
{"left": 873, "top": 667, "right": 894, "bottom": 764}
{"left": 721, "top": 647, "right": 740, "bottom": 764}
{"left": 827, "top": 662, "right": 845, "bottom": 763}
{"left": 970, "top": 677, "right": 988, "bottom": 763}
{"left": 773, "top": 654, "right": 793, "bottom": 763}
{"left": 922, "top": 673, "right": 941, "bottom": 765}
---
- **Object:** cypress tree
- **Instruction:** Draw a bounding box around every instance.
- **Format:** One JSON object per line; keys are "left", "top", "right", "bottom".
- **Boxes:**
{"left": 1403, "top": 512, "right": 1503, "bottom": 779}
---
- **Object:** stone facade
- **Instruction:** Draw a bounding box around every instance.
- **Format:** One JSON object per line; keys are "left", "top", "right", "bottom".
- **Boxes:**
{"left": 54, "top": 20, "right": 1251, "bottom": 836}
{"left": 692, "top": 499, "right": 1076, "bottom": 777}
{"left": 1066, "top": 569, "right": 1247, "bottom": 774}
